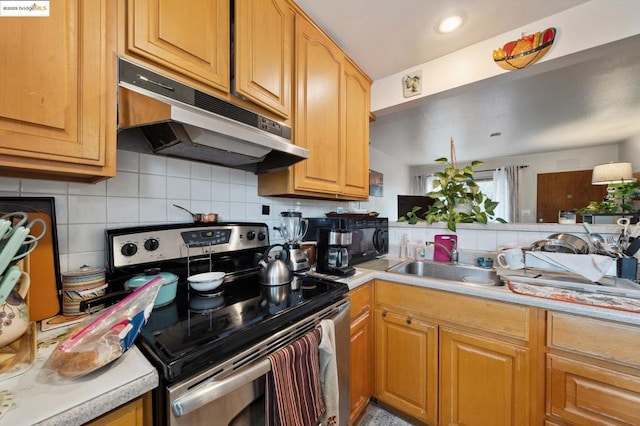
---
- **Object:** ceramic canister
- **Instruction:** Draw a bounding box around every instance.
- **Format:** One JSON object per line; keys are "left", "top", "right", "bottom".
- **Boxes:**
{"left": 61, "top": 265, "right": 107, "bottom": 316}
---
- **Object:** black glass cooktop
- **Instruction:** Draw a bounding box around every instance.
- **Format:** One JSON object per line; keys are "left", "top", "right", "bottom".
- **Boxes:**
{"left": 136, "top": 274, "right": 348, "bottom": 382}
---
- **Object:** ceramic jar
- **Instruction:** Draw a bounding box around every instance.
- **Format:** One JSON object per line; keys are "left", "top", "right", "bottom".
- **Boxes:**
{"left": 0, "top": 271, "right": 30, "bottom": 349}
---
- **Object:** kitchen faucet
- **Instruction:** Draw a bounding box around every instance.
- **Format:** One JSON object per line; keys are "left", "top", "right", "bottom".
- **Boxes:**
{"left": 427, "top": 240, "right": 458, "bottom": 263}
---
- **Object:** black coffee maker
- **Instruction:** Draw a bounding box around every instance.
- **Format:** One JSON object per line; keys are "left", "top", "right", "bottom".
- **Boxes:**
{"left": 316, "top": 228, "right": 356, "bottom": 276}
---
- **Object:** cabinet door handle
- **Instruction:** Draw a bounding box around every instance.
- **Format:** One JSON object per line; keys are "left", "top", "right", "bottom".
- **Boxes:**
{"left": 406, "top": 316, "right": 412, "bottom": 324}
{"left": 382, "top": 310, "right": 387, "bottom": 317}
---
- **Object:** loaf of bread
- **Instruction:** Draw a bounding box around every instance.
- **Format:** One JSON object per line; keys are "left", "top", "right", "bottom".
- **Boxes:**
{"left": 47, "top": 332, "right": 122, "bottom": 378}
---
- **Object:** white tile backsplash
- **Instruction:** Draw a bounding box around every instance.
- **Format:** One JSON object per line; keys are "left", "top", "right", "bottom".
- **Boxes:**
{"left": 139, "top": 198, "right": 167, "bottom": 223}
{"left": 21, "top": 178, "right": 68, "bottom": 194}
{"left": 139, "top": 153, "right": 167, "bottom": 175}
{"left": 211, "top": 165, "right": 230, "bottom": 183}
{"left": 211, "top": 181, "right": 230, "bottom": 202}
{"left": 140, "top": 174, "right": 167, "bottom": 198}
{"left": 68, "top": 195, "right": 107, "bottom": 224}
{"left": 167, "top": 157, "right": 191, "bottom": 178}
{"left": 0, "top": 178, "right": 19, "bottom": 191}
{"left": 167, "top": 177, "right": 190, "bottom": 199}
{"left": 191, "top": 162, "right": 212, "bottom": 180}
{"left": 191, "top": 179, "right": 212, "bottom": 201}
{"left": 69, "top": 180, "right": 107, "bottom": 196}
{"left": 107, "top": 171, "right": 139, "bottom": 197}
{"left": 68, "top": 224, "right": 107, "bottom": 254}
{"left": 229, "top": 184, "right": 246, "bottom": 202}
{"left": 116, "top": 150, "right": 139, "bottom": 172}
{"left": 107, "top": 197, "right": 140, "bottom": 223}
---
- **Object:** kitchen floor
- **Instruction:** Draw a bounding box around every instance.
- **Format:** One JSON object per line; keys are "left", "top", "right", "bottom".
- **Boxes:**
{"left": 354, "top": 403, "right": 415, "bottom": 425}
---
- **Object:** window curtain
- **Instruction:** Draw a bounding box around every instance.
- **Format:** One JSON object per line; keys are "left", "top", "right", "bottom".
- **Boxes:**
{"left": 413, "top": 174, "right": 437, "bottom": 195}
{"left": 493, "top": 166, "right": 520, "bottom": 222}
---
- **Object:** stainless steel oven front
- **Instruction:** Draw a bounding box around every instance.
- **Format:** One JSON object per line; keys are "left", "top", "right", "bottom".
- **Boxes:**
{"left": 167, "top": 298, "right": 351, "bottom": 426}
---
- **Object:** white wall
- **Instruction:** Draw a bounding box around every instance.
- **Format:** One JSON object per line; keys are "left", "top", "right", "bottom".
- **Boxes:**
{"left": 359, "top": 146, "right": 411, "bottom": 218}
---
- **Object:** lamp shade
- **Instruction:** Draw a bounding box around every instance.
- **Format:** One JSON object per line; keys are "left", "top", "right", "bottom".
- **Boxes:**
{"left": 592, "top": 162, "right": 635, "bottom": 185}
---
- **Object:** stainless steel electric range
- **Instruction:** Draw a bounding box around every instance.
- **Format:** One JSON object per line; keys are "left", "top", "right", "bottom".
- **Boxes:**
{"left": 98, "top": 222, "right": 351, "bottom": 426}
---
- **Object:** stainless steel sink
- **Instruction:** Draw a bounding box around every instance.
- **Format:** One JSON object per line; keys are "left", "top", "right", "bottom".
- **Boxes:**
{"left": 387, "top": 260, "right": 502, "bottom": 286}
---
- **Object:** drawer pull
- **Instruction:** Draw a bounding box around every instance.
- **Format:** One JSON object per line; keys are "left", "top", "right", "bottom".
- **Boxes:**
{"left": 382, "top": 310, "right": 387, "bottom": 317}
{"left": 406, "top": 316, "right": 412, "bottom": 324}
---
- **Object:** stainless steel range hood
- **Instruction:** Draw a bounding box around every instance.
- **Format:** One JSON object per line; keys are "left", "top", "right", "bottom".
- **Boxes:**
{"left": 117, "top": 58, "right": 307, "bottom": 173}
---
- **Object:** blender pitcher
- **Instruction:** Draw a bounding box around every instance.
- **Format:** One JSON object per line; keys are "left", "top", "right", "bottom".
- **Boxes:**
{"left": 278, "top": 211, "right": 308, "bottom": 244}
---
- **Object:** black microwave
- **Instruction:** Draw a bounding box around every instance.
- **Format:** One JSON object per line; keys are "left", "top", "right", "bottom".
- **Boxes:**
{"left": 303, "top": 217, "right": 389, "bottom": 265}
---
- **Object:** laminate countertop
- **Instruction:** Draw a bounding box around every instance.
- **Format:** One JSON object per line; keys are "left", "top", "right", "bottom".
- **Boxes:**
{"left": 342, "top": 257, "right": 640, "bottom": 327}
{"left": 0, "top": 327, "right": 158, "bottom": 426}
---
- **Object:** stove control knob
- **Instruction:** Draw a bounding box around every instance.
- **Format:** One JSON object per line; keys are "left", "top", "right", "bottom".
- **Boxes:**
{"left": 246, "top": 231, "right": 256, "bottom": 240}
{"left": 144, "top": 238, "right": 159, "bottom": 251}
{"left": 258, "top": 231, "right": 267, "bottom": 241}
{"left": 121, "top": 243, "right": 138, "bottom": 257}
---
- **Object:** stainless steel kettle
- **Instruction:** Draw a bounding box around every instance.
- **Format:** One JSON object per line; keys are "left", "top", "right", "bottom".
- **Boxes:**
{"left": 258, "top": 244, "right": 292, "bottom": 286}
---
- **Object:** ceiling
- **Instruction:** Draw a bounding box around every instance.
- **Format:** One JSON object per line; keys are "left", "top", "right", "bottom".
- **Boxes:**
{"left": 295, "top": 0, "right": 640, "bottom": 167}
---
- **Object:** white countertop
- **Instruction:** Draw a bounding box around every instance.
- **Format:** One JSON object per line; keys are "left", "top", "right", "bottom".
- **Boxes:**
{"left": 346, "top": 257, "right": 640, "bottom": 327}
{"left": 0, "top": 329, "right": 158, "bottom": 426}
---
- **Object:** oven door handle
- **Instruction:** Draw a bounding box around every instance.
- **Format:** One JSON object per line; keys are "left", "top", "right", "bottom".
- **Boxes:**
{"left": 172, "top": 358, "right": 272, "bottom": 417}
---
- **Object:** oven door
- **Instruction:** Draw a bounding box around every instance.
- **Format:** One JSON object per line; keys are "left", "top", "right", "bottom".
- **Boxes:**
{"left": 167, "top": 298, "right": 351, "bottom": 426}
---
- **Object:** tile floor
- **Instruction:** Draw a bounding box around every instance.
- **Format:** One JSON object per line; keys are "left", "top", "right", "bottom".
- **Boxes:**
{"left": 354, "top": 403, "right": 415, "bottom": 425}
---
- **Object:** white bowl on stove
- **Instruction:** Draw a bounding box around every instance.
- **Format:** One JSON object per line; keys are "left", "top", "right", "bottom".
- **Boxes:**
{"left": 188, "top": 271, "right": 225, "bottom": 292}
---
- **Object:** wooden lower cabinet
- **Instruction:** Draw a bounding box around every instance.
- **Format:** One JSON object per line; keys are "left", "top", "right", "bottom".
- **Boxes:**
{"left": 546, "top": 311, "right": 640, "bottom": 425}
{"left": 349, "top": 282, "right": 373, "bottom": 424}
{"left": 374, "top": 280, "right": 542, "bottom": 426}
{"left": 440, "top": 328, "right": 531, "bottom": 426}
{"left": 375, "top": 307, "right": 438, "bottom": 424}
{"left": 84, "top": 392, "right": 151, "bottom": 426}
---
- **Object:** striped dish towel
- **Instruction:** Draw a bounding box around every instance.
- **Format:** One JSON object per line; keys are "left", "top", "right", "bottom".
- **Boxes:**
{"left": 266, "top": 328, "right": 325, "bottom": 426}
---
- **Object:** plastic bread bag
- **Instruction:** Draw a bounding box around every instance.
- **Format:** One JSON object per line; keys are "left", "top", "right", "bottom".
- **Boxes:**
{"left": 39, "top": 276, "right": 163, "bottom": 384}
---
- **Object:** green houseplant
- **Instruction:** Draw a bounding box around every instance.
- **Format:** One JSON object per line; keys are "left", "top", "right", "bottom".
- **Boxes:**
{"left": 577, "top": 181, "right": 640, "bottom": 215}
{"left": 400, "top": 157, "right": 505, "bottom": 232}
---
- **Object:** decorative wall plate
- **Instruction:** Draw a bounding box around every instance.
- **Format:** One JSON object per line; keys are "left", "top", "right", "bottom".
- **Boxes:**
{"left": 493, "top": 28, "right": 556, "bottom": 70}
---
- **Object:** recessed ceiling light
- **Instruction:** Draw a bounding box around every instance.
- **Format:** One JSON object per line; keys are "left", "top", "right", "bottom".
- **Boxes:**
{"left": 438, "top": 15, "right": 462, "bottom": 33}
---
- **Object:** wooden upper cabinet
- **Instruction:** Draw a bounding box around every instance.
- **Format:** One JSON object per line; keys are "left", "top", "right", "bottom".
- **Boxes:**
{"left": 0, "top": 0, "right": 117, "bottom": 182}
{"left": 234, "top": 0, "right": 293, "bottom": 119}
{"left": 292, "top": 14, "right": 344, "bottom": 195}
{"left": 123, "top": 0, "right": 230, "bottom": 93}
{"left": 343, "top": 58, "right": 371, "bottom": 199}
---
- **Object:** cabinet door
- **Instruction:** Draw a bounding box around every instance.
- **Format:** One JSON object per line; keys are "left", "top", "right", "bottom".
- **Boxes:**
{"left": 440, "top": 327, "right": 530, "bottom": 426}
{"left": 342, "top": 58, "right": 371, "bottom": 199}
{"left": 547, "top": 354, "right": 640, "bottom": 425}
{"left": 0, "top": 0, "right": 116, "bottom": 181}
{"left": 293, "top": 15, "right": 344, "bottom": 195}
{"left": 375, "top": 308, "right": 438, "bottom": 424}
{"left": 125, "top": 0, "right": 229, "bottom": 93}
{"left": 350, "top": 310, "right": 373, "bottom": 424}
{"left": 235, "top": 0, "right": 292, "bottom": 118}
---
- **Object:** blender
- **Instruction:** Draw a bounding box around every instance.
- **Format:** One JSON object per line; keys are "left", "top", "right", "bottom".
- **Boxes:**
{"left": 275, "top": 211, "right": 310, "bottom": 272}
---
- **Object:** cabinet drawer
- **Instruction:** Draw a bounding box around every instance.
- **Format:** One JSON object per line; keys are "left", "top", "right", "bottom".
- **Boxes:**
{"left": 349, "top": 282, "right": 372, "bottom": 320}
{"left": 375, "top": 280, "right": 532, "bottom": 341}
{"left": 547, "top": 354, "right": 640, "bottom": 425}
{"left": 547, "top": 312, "right": 640, "bottom": 368}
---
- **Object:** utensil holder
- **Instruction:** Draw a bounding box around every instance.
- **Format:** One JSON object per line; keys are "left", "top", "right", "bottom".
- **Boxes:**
{"left": 617, "top": 257, "right": 638, "bottom": 281}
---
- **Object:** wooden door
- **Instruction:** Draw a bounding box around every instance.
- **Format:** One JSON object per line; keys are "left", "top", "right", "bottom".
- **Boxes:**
{"left": 125, "top": 0, "right": 230, "bottom": 93}
{"left": 342, "top": 58, "right": 371, "bottom": 199}
{"left": 293, "top": 15, "right": 344, "bottom": 195}
{"left": 375, "top": 308, "right": 438, "bottom": 424}
{"left": 536, "top": 170, "right": 608, "bottom": 223}
{"left": 0, "top": 0, "right": 117, "bottom": 181}
{"left": 440, "top": 328, "right": 530, "bottom": 426}
{"left": 235, "top": 0, "right": 293, "bottom": 119}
